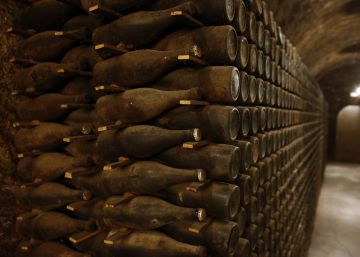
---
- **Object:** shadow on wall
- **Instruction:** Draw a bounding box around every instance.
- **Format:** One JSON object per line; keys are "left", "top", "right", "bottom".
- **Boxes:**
{"left": 336, "top": 105, "right": 360, "bottom": 163}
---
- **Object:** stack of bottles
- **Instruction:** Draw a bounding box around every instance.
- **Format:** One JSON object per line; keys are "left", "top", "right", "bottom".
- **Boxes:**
{"left": 7, "top": 0, "right": 327, "bottom": 257}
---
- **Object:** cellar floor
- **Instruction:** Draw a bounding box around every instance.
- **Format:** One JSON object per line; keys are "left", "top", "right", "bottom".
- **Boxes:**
{"left": 308, "top": 163, "right": 360, "bottom": 257}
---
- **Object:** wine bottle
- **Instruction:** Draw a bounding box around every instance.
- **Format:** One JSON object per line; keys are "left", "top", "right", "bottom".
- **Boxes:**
{"left": 233, "top": 238, "right": 251, "bottom": 257}
{"left": 14, "top": 123, "right": 82, "bottom": 152}
{"left": 93, "top": 46, "right": 201, "bottom": 88}
{"left": 152, "top": 0, "right": 235, "bottom": 25}
{"left": 154, "top": 25, "right": 237, "bottom": 64}
{"left": 17, "top": 241, "right": 90, "bottom": 257}
{"left": 102, "top": 195, "right": 206, "bottom": 229}
{"left": 61, "top": 45, "right": 103, "bottom": 71}
{"left": 94, "top": 125, "right": 201, "bottom": 163}
{"left": 81, "top": 0, "right": 153, "bottom": 13}
{"left": 156, "top": 144, "right": 240, "bottom": 181}
{"left": 17, "top": 152, "right": 92, "bottom": 182}
{"left": 71, "top": 231, "right": 108, "bottom": 257}
{"left": 247, "top": 44, "right": 257, "bottom": 74}
{"left": 15, "top": 29, "right": 87, "bottom": 62}
{"left": 232, "top": 207, "right": 247, "bottom": 236}
{"left": 100, "top": 161, "right": 205, "bottom": 195}
{"left": 92, "top": 2, "right": 197, "bottom": 47}
{"left": 160, "top": 182, "right": 240, "bottom": 219}
{"left": 68, "top": 169, "right": 111, "bottom": 198}
{"left": 237, "top": 106, "right": 250, "bottom": 137}
{"left": 13, "top": 0, "right": 78, "bottom": 32}
{"left": 64, "top": 108, "right": 99, "bottom": 127}
{"left": 231, "top": 140, "right": 252, "bottom": 172}
{"left": 245, "top": 11, "right": 256, "bottom": 43}
{"left": 12, "top": 62, "right": 87, "bottom": 95}
{"left": 238, "top": 71, "right": 249, "bottom": 104}
{"left": 244, "top": 224, "right": 258, "bottom": 250}
{"left": 152, "top": 66, "right": 240, "bottom": 103}
{"left": 63, "top": 15, "right": 104, "bottom": 32}
{"left": 235, "top": 36, "right": 249, "bottom": 69}
{"left": 155, "top": 105, "right": 240, "bottom": 142}
{"left": 15, "top": 182, "right": 92, "bottom": 210}
{"left": 66, "top": 198, "right": 104, "bottom": 220}
{"left": 232, "top": 0, "right": 247, "bottom": 34}
{"left": 244, "top": 166, "right": 259, "bottom": 194}
{"left": 95, "top": 88, "right": 201, "bottom": 124}
{"left": 16, "top": 211, "right": 95, "bottom": 240}
{"left": 64, "top": 140, "right": 96, "bottom": 158}
{"left": 17, "top": 93, "right": 91, "bottom": 122}
{"left": 236, "top": 174, "right": 251, "bottom": 206}
{"left": 247, "top": 136, "right": 260, "bottom": 164}
{"left": 105, "top": 230, "right": 207, "bottom": 257}
{"left": 61, "top": 77, "right": 99, "bottom": 101}
{"left": 164, "top": 220, "right": 239, "bottom": 257}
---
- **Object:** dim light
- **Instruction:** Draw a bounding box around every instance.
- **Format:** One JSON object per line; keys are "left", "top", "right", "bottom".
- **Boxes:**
{"left": 350, "top": 91, "right": 359, "bottom": 98}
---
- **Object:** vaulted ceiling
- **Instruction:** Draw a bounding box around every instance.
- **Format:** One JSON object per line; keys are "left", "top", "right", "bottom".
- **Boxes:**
{"left": 267, "top": 0, "right": 360, "bottom": 159}
{"left": 268, "top": 0, "right": 360, "bottom": 112}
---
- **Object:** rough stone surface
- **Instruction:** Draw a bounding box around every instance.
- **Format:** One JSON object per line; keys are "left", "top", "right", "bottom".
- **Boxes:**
{"left": 0, "top": 1, "right": 27, "bottom": 256}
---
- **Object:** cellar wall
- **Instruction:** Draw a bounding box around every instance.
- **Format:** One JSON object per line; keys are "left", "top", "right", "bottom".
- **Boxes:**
{"left": 0, "top": 1, "right": 27, "bottom": 256}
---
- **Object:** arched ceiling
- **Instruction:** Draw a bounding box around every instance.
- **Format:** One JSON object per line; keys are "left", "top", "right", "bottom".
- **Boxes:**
{"left": 268, "top": 0, "right": 360, "bottom": 110}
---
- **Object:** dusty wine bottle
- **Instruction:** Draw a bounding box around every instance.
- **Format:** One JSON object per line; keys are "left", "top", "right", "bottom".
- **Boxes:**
{"left": 160, "top": 182, "right": 240, "bottom": 219}
{"left": 92, "top": 2, "right": 198, "bottom": 48}
{"left": 102, "top": 195, "right": 206, "bottom": 229}
{"left": 64, "top": 140, "right": 96, "bottom": 158}
{"left": 13, "top": 0, "right": 78, "bottom": 32}
{"left": 164, "top": 219, "right": 240, "bottom": 257}
{"left": 64, "top": 108, "right": 99, "bottom": 127}
{"left": 15, "top": 29, "right": 89, "bottom": 62}
{"left": 231, "top": 140, "right": 252, "bottom": 172}
{"left": 237, "top": 106, "right": 250, "bottom": 137}
{"left": 15, "top": 182, "right": 92, "bottom": 210}
{"left": 154, "top": 25, "right": 238, "bottom": 64}
{"left": 156, "top": 143, "right": 240, "bottom": 181}
{"left": 63, "top": 14, "right": 104, "bottom": 32}
{"left": 152, "top": 0, "right": 235, "bottom": 25}
{"left": 152, "top": 66, "right": 240, "bottom": 103}
{"left": 12, "top": 62, "right": 89, "bottom": 95}
{"left": 232, "top": 0, "right": 247, "bottom": 34}
{"left": 94, "top": 87, "right": 201, "bottom": 124}
{"left": 247, "top": 136, "right": 260, "bottom": 164}
{"left": 105, "top": 230, "right": 207, "bottom": 257}
{"left": 94, "top": 125, "right": 201, "bottom": 163}
{"left": 14, "top": 123, "right": 82, "bottom": 152}
{"left": 232, "top": 207, "right": 247, "bottom": 236}
{"left": 61, "top": 77, "right": 99, "bottom": 102}
{"left": 244, "top": 166, "right": 260, "bottom": 194}
{"left": 70, "top": 231, "right": 108, "bottom": 257}
{"left": 16, "top": 211, "right": 95, "bottom": 240}
{"left": 81, "top": 0, "right": 153, "bottom": 14}
{"left": 17, "top": 94, "right": 91, "bottom": 122}
{"left": 155, "top": 105, "right": 240, "bottom": 142}
{"left": 235, "top": 174, "right": 251, "bottom": 205}
{"left": 233, "top": 238, "right": 251, "bottom": 257}
{"left": 93, "top": 46, "right": 201, "bottom": 88}
{"left": 16, "top": 241, "right": 90, "bottom": 257}
{"left": 238, "top": 71, "right": 249, "bottom": 103}
{"left": 66, "top": 198, "right": 103, "bottom": 220}
{"left": 61, "top": 45, "right": 103, "bottom": 71}
{"left": 247, "top": 44, "right": 257, "bottom": 74}
{"left": 17, "top": 152, "right": 92, "bottom": 182}
{"left": 235, "top": 36, "right": 249, "bottom": 69}
{"left": 103, "top": 161, "right": 205, "bottom": 194}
